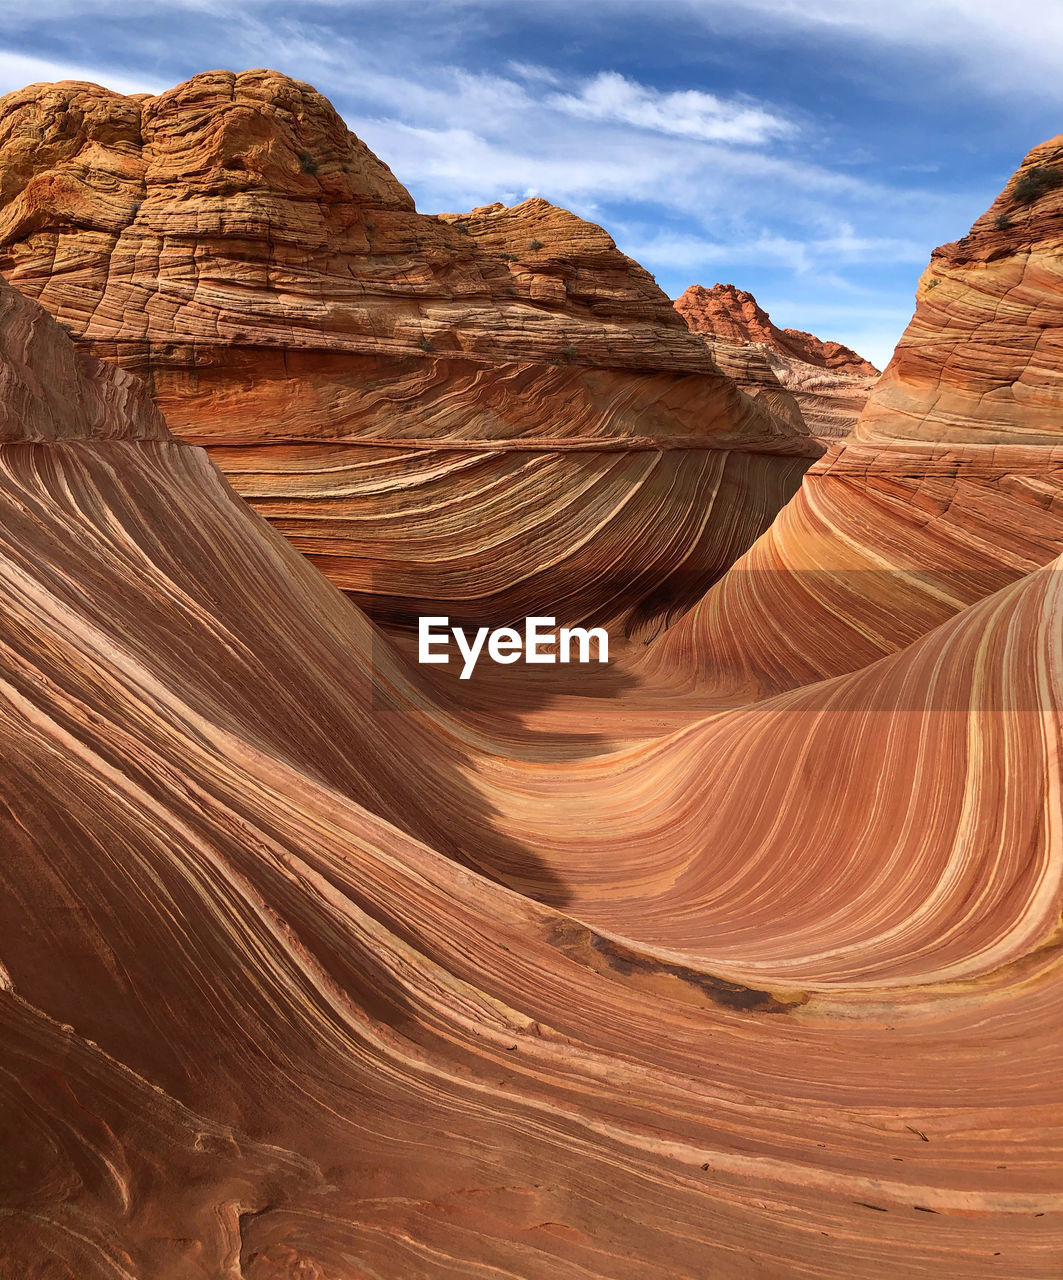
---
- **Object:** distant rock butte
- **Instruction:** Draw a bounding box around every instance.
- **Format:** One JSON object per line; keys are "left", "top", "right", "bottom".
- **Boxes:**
{"left": 0, "top": 69, "right": 819, "bottom": 632}
{"left": 676, "top": 283, "right": 879, "bottom": 376}
{"left": 675, "top": 282, "right": 880, "bottom": 440}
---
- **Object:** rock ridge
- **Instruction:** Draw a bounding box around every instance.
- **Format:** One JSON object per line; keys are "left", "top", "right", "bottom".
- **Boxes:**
{"left": 0, "top": 69, "right": 817, "bottom": 631}
{"left": 675, "top": 281, "right": 880, "bottom": 440}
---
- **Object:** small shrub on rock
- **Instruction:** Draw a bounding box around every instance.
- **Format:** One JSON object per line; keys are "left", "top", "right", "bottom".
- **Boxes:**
{"left": 1012, "top": 165, "right": 1063, "bottom": 205}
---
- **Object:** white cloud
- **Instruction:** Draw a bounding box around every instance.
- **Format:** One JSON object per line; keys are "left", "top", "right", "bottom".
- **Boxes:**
{"left": 548, "top": 71, "right": 794, "bottom": 145}
{"left": 506, "top": 61, "right": 561, "bottom": 86}
{"left": 349, "top": 112, "right": 918, "bottom": 250}
{"left": 676, "top": 0, "right": 1063, "bottom": 104}
{"left": 617, "top": 227, "right": 926, "bottom": 280}
{"left": 345, "top": 86, "right": 891, "bottom": 217}
{"left": 0, "top": 48, "right": 162, "bottom": 97}
{"left": 0, "top": 0, "right": 1001, "bottom": 367}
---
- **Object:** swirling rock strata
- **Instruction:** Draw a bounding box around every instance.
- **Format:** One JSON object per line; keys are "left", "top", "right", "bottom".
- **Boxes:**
{"left": 676, "top": 282, "right": 880, "bottom": 440}
{"left": 0, "top": 278, "right": 166, "bottom": 442}
{"left": 0, "top": 274, "right": 1059, "bottom": 1279}
{"left": 648, "top": 141, "right": 1063, "bottom": 695}
{"left": 0, "top": 70, "right": 815, "bottom": 631}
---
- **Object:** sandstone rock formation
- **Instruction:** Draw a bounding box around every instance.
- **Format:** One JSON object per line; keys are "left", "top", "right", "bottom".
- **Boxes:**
{"left": 0, "top": 260, "right": 1060, "bottom": 1280}
{"left": 647, "top": 141, "right": 1063, "bottom": 700}
{"left": 676, "top": 281, "right": 880, "bottom": 439}
{"left": 0, "top": 70, "right": 817, "bottom": 634}
{"left": 677, "top": 282, "right": 879, "bottom": 376}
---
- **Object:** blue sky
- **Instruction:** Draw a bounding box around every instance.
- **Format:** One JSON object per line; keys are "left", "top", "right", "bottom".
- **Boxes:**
{"left": 2, "top": 1, "right": 1062, "bottom": 367}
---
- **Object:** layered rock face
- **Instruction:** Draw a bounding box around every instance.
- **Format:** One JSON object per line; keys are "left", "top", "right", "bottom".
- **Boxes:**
{"left": 647, "top": 141, "right": 1063, "bottom": 699}
{"left": 0, "top": 268, "right": 1061, "bottom": 1279}
{"left": 676, "top": 281, "right": 880, "bottom": 439}
{"left": 677, "top": 282, "right": 879, "bottom": 376}
{"left": 0, "top": 70, "right": 815, "bottom": 633}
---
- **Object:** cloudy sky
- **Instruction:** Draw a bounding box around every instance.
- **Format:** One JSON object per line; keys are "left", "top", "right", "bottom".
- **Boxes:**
{"left": 2, "top": 0, "right": 1062, "bottom": 366}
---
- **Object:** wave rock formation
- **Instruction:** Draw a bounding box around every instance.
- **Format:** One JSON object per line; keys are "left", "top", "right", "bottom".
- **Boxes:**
{"left": 0, "top": 69, "right": 826, "bottom": 636}
{"left": 0, "top": 79, "right": 1061, "bottom": 1280}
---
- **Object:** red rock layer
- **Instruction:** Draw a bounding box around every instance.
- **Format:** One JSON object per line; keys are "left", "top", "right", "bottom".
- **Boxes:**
{"left": 0, "top": 278, "right": 166, "bottom": 442}
{"left": 0, "top": 70, "right": 816, "bottom": 632}
{"left": 857, "top": 139, "right": 1063, "bottom": 447}
{"left": 677, "top": 282, "right": 880, "bottom": 376}
{"left": 676, "top": 282, "right": 880, "bottom": 440}
{"left": 0, "top": 274, "right": 1060, "bottom": 1279}
{"left": 647, "top": 140, "right": 1063, "bottom": 695}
